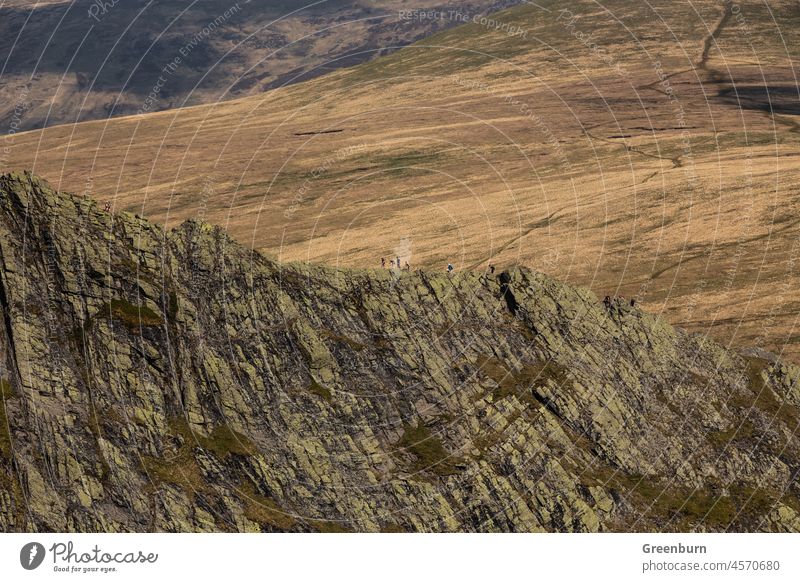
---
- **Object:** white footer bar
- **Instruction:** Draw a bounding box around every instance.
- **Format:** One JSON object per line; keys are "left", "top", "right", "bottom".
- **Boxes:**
{"left": 1, "top": 533, "right": 797, "bottom": 581}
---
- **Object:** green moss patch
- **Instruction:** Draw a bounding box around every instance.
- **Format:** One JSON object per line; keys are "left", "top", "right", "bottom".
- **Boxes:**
{"left": 576, "top": 458, "right": 745, "bottom": 529}
{"left": 0, "top": 379, "right": 14, "bottom": 399}
{"left": 0, "top": 406, "right": 12, "bottom": 459}
{"left": 708, "top": 419, "right": 756, "bottom": 447}
{"left": 673, "top": 484, "right": 800, "bottom": 530}
{"left": 380, "top": 523, "right": 408, "bottom": 533}
{"left": 308, "top": 519, "right": 353, "bottom": 533}
{"left": 632, "top": 480, "right": 736, "bottom": 528}
{"left": 319, "top": 328, "right": 366, "bottom": 351}
{"left": 476, "top": 355, "right": 570, "bottom": 405}
{"left": 0, "top": 379, "right": 16, "bottom": 459}
{"left": 141, "top": 448, "right": 206, "bottom": 498}
{"left": 239, "top": 483, "right": 296, "bottom": 531}
{"left": 669, "top": 489, "right": 738, "bottom": 528}
{"left": 141, "top": 417, "right": 206, "bottom": 496}
{"left": 307, "top": 378, "right": 332, "bottom": 402}
{"left": 734, "top": 357, "right": 800, "bottom": 428}
{"left": 602, "top": 471, "right": 788, "bottom": 529}
{"left": 201, "top": 424, "right": 256, "bottom": 458}
{"left": 397, "top": 423, "right": 461, "bottom": 476}
{"left": 141, "top": 418, "right": 257, "bottom": 496}
{"left": 100, "top": 299, "right": 164, "bottom": 330}
{"left": 0, "top": 467, "right": 26, "bottom": 529}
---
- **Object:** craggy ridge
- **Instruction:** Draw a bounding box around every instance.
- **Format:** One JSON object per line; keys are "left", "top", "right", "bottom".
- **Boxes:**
{"left": 1, "top": 172, "right": 799, "bottom": 532}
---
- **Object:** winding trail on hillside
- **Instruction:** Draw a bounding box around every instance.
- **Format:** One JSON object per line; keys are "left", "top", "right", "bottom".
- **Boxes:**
{"left": 634, "top": 7, "right": 731, "bottom": 95}
{"left": 582, "top": 129, "right": 684, "bottom": 168}
{"left": 613, "top": 7, "right": 735, "bottom": 176}
{"left": 698, "top": 5, "right": 800, "bottom": 137}
{"left": 698, "top": 8, "right": 733, "bottom": 70}
{"left": 466, "top": 207, "right": 566, "bottom": 270}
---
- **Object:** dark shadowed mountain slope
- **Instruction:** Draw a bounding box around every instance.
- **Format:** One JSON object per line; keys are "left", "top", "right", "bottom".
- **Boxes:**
{"left": 0, "top": 0, "right": 521, "bottom": 131}
{"left": 1, "top": 172, "right": 800, "bottom": 532}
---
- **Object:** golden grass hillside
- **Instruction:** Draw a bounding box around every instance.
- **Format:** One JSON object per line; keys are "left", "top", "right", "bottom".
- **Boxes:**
{"left": 5, "top": 0, "right": 800, "bottom": 359}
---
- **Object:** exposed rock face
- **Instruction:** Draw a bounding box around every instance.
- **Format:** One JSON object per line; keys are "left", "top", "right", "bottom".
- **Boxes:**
{"left": 1, "top": 171, "right": 799, "bottom": 532}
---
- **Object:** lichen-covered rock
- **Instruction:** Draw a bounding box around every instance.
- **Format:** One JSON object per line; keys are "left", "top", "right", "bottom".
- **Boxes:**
{"left": 0, "top": 171, "right": 799, "bottom": 532}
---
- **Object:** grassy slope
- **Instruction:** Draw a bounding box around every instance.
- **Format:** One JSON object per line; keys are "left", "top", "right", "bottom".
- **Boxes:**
{"left": 5, "top": 0, "right": 800, "bottom": 359}
{"left": 0, "top": 0, "right": 522, "bottom": 130}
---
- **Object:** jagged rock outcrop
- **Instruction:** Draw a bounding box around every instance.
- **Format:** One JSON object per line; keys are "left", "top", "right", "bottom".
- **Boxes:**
{"left": 1, "top": 171, "right": 799, "bottom": 532}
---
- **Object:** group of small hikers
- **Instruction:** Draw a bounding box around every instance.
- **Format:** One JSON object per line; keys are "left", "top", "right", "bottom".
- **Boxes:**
{"left": 379, "top": 258, "right": 498, "bottom": 276}
{"left": 604, "top": 295, "right": 636, "bottom": 308}
{"left": 381, "top": 257, "right": 412, "bottom": 271}
{"left": 379, "top": 256, "right": 636, "bottom": 310}
{"left": 98, "top": 200, "right": 638, "bottom": 313}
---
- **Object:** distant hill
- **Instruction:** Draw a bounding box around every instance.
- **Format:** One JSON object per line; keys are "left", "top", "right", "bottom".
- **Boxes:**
{"left": 0, "top": 0, "right": 521, "bottom": 131}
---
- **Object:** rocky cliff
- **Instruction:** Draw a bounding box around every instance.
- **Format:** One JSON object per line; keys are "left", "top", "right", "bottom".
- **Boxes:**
{"left": 1, "top": 172, "right": 799, "bottom": 532}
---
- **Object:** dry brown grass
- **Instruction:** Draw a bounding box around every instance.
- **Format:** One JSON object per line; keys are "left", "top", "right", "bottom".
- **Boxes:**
{"left": 6, "top": 0, "right": 800, "bottom": 359}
